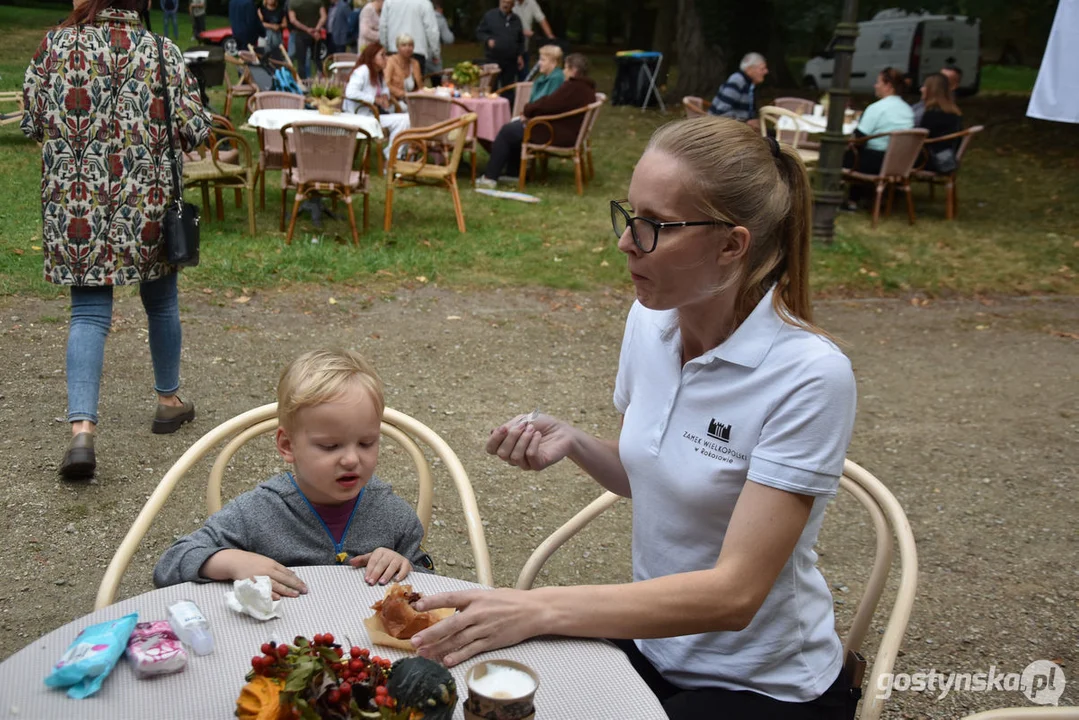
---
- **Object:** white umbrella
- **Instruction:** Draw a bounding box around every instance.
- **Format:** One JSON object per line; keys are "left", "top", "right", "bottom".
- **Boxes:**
{"left": 1027, "top": 0, "right": 1078, "bottom": 123}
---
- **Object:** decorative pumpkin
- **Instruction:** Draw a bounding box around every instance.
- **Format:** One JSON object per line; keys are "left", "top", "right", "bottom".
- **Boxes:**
{"left": 386, "top": 657, "right": 457, "bottom": 720}
{"left": 235, "top": 675, "right": 286, "bottom": 720}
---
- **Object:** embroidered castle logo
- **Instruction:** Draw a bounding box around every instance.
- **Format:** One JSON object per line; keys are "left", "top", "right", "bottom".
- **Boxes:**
{"left": 707, "top": 419, "right": 731, "bottom": 443}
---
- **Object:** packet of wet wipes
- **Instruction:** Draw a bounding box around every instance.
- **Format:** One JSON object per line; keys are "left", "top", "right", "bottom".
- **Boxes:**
{"left": 45, "top": 613, "right": 138, "bottom": 698}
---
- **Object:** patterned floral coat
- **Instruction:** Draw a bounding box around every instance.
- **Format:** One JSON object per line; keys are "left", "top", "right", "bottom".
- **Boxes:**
{"left": 22, "top": 10, "right": 209, "bottom": 287}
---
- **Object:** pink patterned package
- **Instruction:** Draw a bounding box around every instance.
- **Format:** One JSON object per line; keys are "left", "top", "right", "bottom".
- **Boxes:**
{"left": 125, "top": 621, "right": 188, "bottom": 678}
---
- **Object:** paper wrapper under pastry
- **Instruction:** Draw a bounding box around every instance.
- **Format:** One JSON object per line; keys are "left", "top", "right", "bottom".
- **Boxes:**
{"left": 363, "top": 609, "right": 455, "bottom": 651}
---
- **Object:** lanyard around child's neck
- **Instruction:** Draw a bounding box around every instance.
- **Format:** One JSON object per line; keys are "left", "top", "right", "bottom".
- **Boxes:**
{"left": 287, "top": 472, "right": 364, "bottom": 563}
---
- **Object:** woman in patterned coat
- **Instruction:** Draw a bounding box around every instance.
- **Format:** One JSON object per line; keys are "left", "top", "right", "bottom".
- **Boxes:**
{"left": 22, "top": 0, "right": 210, "bottom": 480}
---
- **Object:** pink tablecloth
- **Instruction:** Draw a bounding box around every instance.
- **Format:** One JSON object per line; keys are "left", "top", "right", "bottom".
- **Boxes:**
{"left": 450, "top": 96, "right": 511, "bottom": 142}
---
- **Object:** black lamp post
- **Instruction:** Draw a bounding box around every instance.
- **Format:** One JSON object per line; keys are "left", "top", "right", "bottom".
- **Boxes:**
{"left": 812, "top": 0, "right": 860, "bottom": 243}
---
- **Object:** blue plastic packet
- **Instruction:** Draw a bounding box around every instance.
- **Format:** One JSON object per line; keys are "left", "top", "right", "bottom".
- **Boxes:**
{"left": 45, "top": 613, "right": 138, "bottom": 699}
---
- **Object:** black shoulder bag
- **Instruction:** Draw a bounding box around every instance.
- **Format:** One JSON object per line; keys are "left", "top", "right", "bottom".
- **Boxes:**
{"left": 154, "top": 33, "right": 200, "bottom": 267}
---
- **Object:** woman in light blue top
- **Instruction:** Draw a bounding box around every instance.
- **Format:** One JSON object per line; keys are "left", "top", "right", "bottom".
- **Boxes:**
{"left": 843, "top": 67, "right": 914, "bottom": 205}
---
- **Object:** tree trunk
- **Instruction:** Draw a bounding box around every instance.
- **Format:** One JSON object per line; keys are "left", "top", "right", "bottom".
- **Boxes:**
{"left": 672, "top": 0, "right": 726, "bottom": 99}
{"left": 651, "top": 1, "right": 677, "bottom": 89}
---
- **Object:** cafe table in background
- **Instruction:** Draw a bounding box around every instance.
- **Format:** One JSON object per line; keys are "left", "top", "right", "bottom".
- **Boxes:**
{"left": 0, "top": 568, "right": 667, "bottom": 719}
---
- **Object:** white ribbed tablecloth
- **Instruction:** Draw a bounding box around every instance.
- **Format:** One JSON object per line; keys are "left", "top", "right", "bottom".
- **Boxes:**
{"left": 247, "top": 108, "right": 383, "bottom": 139}
{"left": 0, "top": 568, "right": 665, "bottom": 719}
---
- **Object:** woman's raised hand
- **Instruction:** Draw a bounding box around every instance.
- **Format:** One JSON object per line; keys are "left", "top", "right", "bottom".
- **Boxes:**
{"left": 485, "top": 412, "right": 575, "bottom": 471}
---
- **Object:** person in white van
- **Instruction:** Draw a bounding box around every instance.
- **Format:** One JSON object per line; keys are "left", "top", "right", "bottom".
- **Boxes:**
{"left": 843, "top": 67, "right": 914, "bottom": 207}
{"left": 709, "top": 52, "right": 768, "bottom": 127}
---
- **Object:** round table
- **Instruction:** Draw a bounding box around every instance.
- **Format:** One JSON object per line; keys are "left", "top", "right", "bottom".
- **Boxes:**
{"left": 449, "top": 95, "right": 511, "bottom": 143}
{"left": 0, "top": 568, "right": 666, "bottom": 719}
{"left": 777, "top": 113, "right": 860, "bottom": 136}
{"left": 247, "top": 108, "right": 383, "bottom": 140}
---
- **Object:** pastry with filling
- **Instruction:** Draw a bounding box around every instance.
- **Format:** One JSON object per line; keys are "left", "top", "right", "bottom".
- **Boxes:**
{"left": 364, "top": 583, "right": 454, "bottom": 650}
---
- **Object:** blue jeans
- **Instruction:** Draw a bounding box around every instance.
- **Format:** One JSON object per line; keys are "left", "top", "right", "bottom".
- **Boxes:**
{"left": 162, "top": 10, "right": 179, "bottom": 39}
{"left": 67, "top": 274, "right": 183, "bottom": 424}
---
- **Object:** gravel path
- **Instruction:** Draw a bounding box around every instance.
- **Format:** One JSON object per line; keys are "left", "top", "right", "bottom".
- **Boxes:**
{"left": 0, "top": 286, "right": 1075, "bottom": 718}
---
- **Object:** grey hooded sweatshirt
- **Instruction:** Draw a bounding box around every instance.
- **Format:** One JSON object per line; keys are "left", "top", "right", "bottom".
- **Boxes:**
{"left": 153, "top": 472, "right": 429, "bottom": 587}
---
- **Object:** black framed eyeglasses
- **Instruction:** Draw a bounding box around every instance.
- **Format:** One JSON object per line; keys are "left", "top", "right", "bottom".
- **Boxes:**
{"left": 610, "top": 200, "right": 734, "bottom": 254}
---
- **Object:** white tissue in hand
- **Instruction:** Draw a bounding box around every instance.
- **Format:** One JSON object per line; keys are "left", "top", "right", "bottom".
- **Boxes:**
{"left": 225, "top": 576, "right": 282, "bottom": 620}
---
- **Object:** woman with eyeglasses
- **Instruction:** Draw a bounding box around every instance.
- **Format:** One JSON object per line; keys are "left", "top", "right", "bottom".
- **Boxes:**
{"left": 409, "top": 116, "right": 857, "bottom": 720}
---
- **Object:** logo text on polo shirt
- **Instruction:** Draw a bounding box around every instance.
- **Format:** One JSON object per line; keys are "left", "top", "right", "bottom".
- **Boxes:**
{"left": 707, "top": 418, "right": 732, "bottom": 443}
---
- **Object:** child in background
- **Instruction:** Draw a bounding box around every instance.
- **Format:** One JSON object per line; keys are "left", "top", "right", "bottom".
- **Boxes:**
{"left": 259, "top": 0, "right": 288, "bottom": 56}
{"left": 153, "top": 349, "right": 432, "bottom": 599}
{"left": 190, "top": 0, "right": 207, "bottom": 41}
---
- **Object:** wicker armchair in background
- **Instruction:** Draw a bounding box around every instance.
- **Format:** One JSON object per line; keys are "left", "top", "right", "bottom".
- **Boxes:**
{"left": 843, "top": 129, "right": 930, "bottom": 228}
{"left": 758, "top": 105, "right": 820, "bottom": 165}
{"left": 280, "top": 120, "right": 375, "bottom": 245}
{"left": 182, "top": 121, "right": 258, "bottom": 236}
{"left": 682, "top": 96, "right": 708, "bottom": 117}
{"left": 385, "top": 113, "right": 477, "bottom": 233}
{"left": 496, "top": 81, "right": 533, "bottom": 117}
{"left": 519, "top": 98, "right": 603, "bottom": 195}
{"left": 405, "top": 92, "right": 478, "bottom": 186}
{"left": 912, "top": 125, "right": 984, "bottom": 220}
{"left": 249, "top": 91, "right": 306, "bottom": 210}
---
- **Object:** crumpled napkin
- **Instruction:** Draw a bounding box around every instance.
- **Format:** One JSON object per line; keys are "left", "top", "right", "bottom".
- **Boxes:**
{"left": 224, "top": 576, "right": 283, "bottom": 621}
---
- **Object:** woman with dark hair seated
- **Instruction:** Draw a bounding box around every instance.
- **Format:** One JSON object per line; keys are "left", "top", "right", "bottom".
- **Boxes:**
{"left": 476, "top": 52, "right": 596, "bottom": 188}
{"left": 841, "top": 67, "right": 914, "bottom": 206}
{"left": 917, "top": 72, "right": 963, "bottom": 173}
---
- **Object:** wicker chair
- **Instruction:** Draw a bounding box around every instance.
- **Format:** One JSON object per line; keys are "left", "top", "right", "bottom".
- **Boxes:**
{"left": 477, "top": 63, "right": 502, "bottom": 93}
{"left": 384, "top": 112, "right": 477, "bottom": 233}
{"left": 772, "top": 96, "right": 815, "bottom": 114}
{"left": 0, "top": 91, "right": 24, "bottom": 127}
{"left": 682, "top": 96, "right": 708, "bottom": 117}
{"left": 495, "top": 81, "right": 533, "bottom": 117}
{"left": 94, "top": 403, "right": 493, "bottom": 609}
{"left": 405, "top": 92, "right": 478, "bottom": 186}
{"left": 519, "top": 98, "right": 602, "bottom": 195}
{"left": 759, "top": 105, "right": 820, "bottom": 165}
{"left": 249, "top": 91, "right": 306, "bottom": 209}
{"left": 843, "top": 129, "right": 929, "bottom": 228}
{"left": 912, "top": 125, "right": 984, "bottom": 220}
{"left": 222, "top": 52, "right": 260, "bottom": 118}
{"left": 516, "top": 459, "right": 918, "bottom": 720}
{"left": 324, "top": 52, "right": 359, "bottom": 81}
{"left": 182, "top": 121, "right": 258, "bottom": 236}
{"left": 280, "top": 120, "right": 374, "bottom": 245}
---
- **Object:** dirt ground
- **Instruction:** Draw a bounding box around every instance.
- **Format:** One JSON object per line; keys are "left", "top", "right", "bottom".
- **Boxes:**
{"left": 0, "top": 285, "right": 1076, "bottom": 718}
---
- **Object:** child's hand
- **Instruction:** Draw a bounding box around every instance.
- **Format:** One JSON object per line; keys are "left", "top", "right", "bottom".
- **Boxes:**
{"left": 201, "top": 549, "right": 309, "bottom": 600}
{"left": 349, "top": 548, "right": 411, "bottom": 585}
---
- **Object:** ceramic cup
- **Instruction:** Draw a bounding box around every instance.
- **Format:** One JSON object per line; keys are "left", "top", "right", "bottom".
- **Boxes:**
{"left": 463, "top": 660, "right": 540, "bottom": 720}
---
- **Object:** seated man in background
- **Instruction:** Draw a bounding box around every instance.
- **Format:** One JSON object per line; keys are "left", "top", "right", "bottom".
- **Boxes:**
{"left": 709, "top": 52, "right": 768, "bottom": 127}
{"left": 476, "top": 52, "right": 595, "bottom": 189}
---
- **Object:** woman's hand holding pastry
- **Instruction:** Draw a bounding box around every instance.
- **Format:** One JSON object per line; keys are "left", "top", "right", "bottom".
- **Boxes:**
{"left": 410, "top": 588, "right": 542, "bottom": 667}
{"left": 485, "top": 412, "right": 576, "bottom": 471}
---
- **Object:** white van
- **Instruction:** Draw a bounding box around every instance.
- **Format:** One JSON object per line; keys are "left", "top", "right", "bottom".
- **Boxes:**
{"left": 803, "top": 9, "right": 980, "bottom": 95}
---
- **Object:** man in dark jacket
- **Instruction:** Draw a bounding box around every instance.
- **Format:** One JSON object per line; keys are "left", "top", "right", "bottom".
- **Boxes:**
{"left": 476, "top": 0, "right": 525, "bottom": 97}
{"left": 228, "top": 0, "right": 265, "bottom": 53}
{"left": 477, "top": 53, "right": 596, "bottom": 188}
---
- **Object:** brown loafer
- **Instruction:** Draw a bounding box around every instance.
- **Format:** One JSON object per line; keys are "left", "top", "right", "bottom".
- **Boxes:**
{"left": 152, "top": 398, "right": 195, "bottom": 434}
{"left": 59, "top": 432, "right": 96, "bottom": 480}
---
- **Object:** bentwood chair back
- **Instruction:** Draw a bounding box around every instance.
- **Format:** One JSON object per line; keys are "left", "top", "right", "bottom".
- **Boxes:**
{"left": 96, "top": 404, "right": 492, "bottom": 609}
{"left": 514, "top": 459, "right": 918, "bottom": 720}
{"left": 682, "top": 95, "right": 707, "bottom": 117}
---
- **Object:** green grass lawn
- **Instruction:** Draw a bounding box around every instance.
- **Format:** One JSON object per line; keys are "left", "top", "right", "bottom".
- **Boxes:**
{"left": 1, "top": 5, "right": 1076, "bottom": 300}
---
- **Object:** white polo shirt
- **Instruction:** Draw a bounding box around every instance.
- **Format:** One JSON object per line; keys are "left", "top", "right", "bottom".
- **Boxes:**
{"left": 614, "top": 288, "right": 857, "bottom": 703}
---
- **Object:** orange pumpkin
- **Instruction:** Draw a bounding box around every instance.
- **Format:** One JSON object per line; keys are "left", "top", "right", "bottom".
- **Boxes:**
{"left": 235, "top": 675, "right": 286, "bottom": 720}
